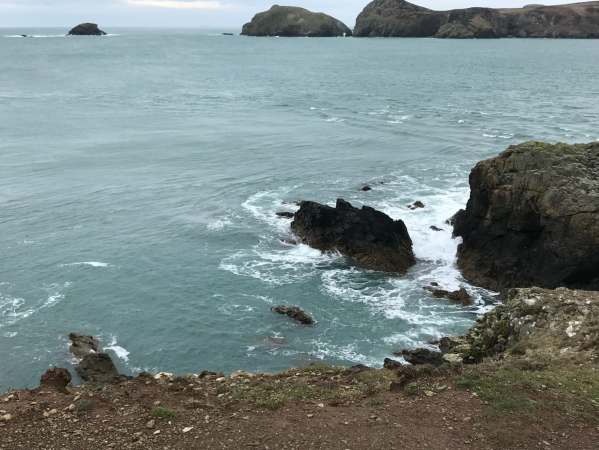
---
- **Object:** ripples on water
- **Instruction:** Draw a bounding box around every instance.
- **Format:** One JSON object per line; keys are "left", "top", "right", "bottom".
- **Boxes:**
{"left": 1, "top": 30, "right": 598, "bottom": 390}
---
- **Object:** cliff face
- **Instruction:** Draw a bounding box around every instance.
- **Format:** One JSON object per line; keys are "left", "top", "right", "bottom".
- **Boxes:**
{"left": 354, "top": 0, "right": 599, "bottom": 38}
{"left": 453, "top": 141, "right": 599, "bottom": 292}
{"left": 241, "top": 5, "right": 352, "bottom": 37}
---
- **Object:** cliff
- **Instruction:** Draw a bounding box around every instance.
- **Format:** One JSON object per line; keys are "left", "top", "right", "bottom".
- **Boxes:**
{"left": 354, "top": 1, "right": 599, "bottom": 38}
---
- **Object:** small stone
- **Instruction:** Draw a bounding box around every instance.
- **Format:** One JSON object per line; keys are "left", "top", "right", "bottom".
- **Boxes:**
{"left": 146, "top": 420, "right": 155, "bottom": 429}
{"left": 424, "top": 390, "right": 435, "bottom": 397}
{"left": 317, "top": 403, "right": 324, "bottom": 408}
{"left": 307, "top": 414, "right": 314, "bottom": 418}
{"left": 67, "top": 404, "right": 76, "bottom": 411}
{"left": 1, "top": 414, "right": 13, "bottom": 421}
{"left": 215, "top": 377, "right": 226, "bottom": 382}
{"left": 182, "top": 426, "right": 194, "bottom": 433}
{"left": 153, "top": 430, "right": 161, "bottom": 435}
{"left": 153, "top": 400, "right": 161, "bottom": 406}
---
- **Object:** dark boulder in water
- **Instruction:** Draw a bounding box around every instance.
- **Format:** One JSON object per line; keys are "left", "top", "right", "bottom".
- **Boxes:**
{"left": 424, "top": 286, "right": 473, "bottom": 306}
{"left": 361, "top": 185, "right": 372, "bottom": 192}
{"left": 276, "top": 211, "right": 295, "bottom": 219}
{"left": 68, "top": 333, "right": 120, "bottom": 383}
{"left": 453, "top": 141, "right": 599, "bottom": 291}
{"left": 241, "top": 5, "right": 352, "bottom": 37}
{"left": 272, "top": 305, "right": 314, "bottom": 325}
{"left": 292, "top": 199, "right": 415, "bottom": 273}
{"left": 408, "top": 201, "right": 425, "bottom": 210}
{"left": 68, "top": 23, "right": 107, "bottom": 36}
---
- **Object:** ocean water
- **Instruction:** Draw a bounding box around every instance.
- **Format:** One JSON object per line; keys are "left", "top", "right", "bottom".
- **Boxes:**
{"left": 1, "top": 29, "right": 599, "bottom": 391}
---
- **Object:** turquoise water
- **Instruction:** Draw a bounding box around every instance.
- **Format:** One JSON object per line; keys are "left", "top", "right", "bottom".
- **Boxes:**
{"left": 1, "top": 30, "right": 599, "bottom": 391}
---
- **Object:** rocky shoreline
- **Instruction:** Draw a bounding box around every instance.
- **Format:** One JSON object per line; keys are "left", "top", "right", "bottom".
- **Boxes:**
{"left": 2, "top": 140, "right": 599, "bottom": 447}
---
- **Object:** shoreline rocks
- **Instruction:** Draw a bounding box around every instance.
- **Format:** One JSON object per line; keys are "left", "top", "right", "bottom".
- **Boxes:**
{"left": 68, "top": 333, "right": 120, "bottom": 383}
{"left": 67, "top": 23, "right": 107, "bottom": 36}
{"left": 241, "top": 5, "right": 352, "bottom": 37}
{"left": 291, "top": 199, "right": 415, "bottom": 273}
{"left": 354, "top": 0, "right": 599, "bottom": 38}
{"left": 453, "top": 141, "right": 599, "bottom": 291}
{"left": 424, "top": 285, "right": 473, "bottom": 306}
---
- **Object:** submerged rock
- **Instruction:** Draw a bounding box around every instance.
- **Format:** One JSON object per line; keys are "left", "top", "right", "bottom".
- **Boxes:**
{"left": 453, "top": 141, "right": 599, "bottom": 291}
{"left": 408, "top": 200, "right": 425, "bottom": 210}
{"left": 291, "top": 199, "right": 415, "bottom": 273}
{"left": 68, "top": 23, "right": 107, "bottom": 36}
{"left": 241, "top": 5, "right": 352, "bottom": 37}
{"left": 354, "top": 0, "right": 599, "bottom": 38}
{"left": 40, "top": 368, "right": 72, "bottom": 392}
{"left": 272, "top": 305, "right": 314, "bottom": 325}
{"left": 361, "top": 185, "right": 372, "bottom": 192}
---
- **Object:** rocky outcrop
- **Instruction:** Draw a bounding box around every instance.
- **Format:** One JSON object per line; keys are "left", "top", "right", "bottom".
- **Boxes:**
{"left": 354, "top": 0, "right": 599, "bottom": 38}
{"left": 291, "top": 199, "right": 415, "bottom": 273}
{"left": 272, "top": 305, "right": 314, "bottom": 325}
{"left": 395, "top": 348, "right": 445, "bottom": 366}
{"left": 67, "top": 23, "right": 107, "bottom": 36}
{"left": 241, "top": 5, "right": 352, "bottom": 37}
{"left": 69, "top": 333, "right": 120, "bottom": 383}
{"left": 40, "top": 368, "right": 72, "bottom": 392}
{"left": 440, "top": 287, "right": 599, "bottom": 363}
{"left": 453, "top": 141, "right": 599, "bottom": 291}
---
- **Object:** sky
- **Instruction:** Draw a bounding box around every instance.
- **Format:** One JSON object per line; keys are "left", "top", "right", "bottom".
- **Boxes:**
{"left": 0, "top": 0, "right": 576, "bottom": 29}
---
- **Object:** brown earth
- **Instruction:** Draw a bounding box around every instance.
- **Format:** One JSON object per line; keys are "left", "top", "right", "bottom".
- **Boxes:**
{"left": 1, "top": 361, "right": 598, "bottom": 450}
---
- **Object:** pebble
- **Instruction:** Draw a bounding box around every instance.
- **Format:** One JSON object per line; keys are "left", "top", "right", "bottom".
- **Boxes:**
{"left": 153, "top": 430, "right": 161, "bottom": 435}
{"left": 182, "top": 426, "right": 194, "bottom": 433}
{"left": 1, "top": 414, "right": 13, "bottom": 421}
{"left": 146, "top": 420, "right": 155, "bottom": 429}
{"left": 307, "top": 414, "right": 314, "bottom": 418}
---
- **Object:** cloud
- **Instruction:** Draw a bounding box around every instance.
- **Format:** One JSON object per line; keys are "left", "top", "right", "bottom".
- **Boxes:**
{"left": 126, "top": 0, "right": 225, "bottom": 10}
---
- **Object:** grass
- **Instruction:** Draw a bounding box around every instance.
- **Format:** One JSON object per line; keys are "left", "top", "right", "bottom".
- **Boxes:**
{"left": 230, "top": 366, "right": 398, "bottom": 410}
{"left": 456, "top": 360, "right": 599, "bottom": 419}
{"left": 151, "top": 406, "right": 177, "bottom": 419}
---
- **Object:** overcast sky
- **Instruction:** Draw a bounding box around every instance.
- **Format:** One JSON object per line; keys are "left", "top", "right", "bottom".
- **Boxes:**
{"left": 0, "top": 0, "right": 573, "bottom": 29}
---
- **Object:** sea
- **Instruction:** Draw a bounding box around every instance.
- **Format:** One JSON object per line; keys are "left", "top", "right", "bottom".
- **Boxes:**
{"left": 1, "top": 29, "right": 598, "bottom": 391}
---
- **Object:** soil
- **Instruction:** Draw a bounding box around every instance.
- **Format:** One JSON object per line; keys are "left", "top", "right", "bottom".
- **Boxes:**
{"left": 1, "top": 365, "right": 597, "bottom": 450}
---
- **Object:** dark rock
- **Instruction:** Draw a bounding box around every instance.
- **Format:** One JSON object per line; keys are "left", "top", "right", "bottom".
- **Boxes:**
{"left": 68, "top": 333, "right": 100, "bottom": 359}
{"left": 354, "top": 0, "right": 599, "bottom": 38}
{"left": 430, "top": 225, "right": 443, "bottom": 232}
{"left": 291, "top": 199, "right": 415, "bottom": 273}
{"left": 361, "top": 185, "right": 372, "bottom": 192}
{"left": 276, "top": 211, "right": 295, "bottom": 219}
{"left": 424, "top": 286, "right": 473, "bottom": 306}
{"left": 383, "top": 358, "right": 403, "bottom": 370}
{"left": 40, "top": 368, "right": 72, "bottom": 392}
{"left": 408, "top": 201, "right": 425, "bottom": 210}
{"left": 76, "top": 353, "right": 120, "bottom": 383}
{"left": 68, "top": 23, "right": 107, "bottom": 36}
{"left": 241, "top": 5, "right": 352, "bottom": 37}
{"left": 395, "top": 348, "right": 445, "bottom": 366}
{"left": 68, "top": 333, "right": 120, "bottom": 384}
{"left": 453, "top": 141, "right": 599, "bottom": 291}
{"left": 346, "top": 364, "right": 371, "bottom": 374}
{"left": 272, "top": 305, "right": 314, "bottom": 325}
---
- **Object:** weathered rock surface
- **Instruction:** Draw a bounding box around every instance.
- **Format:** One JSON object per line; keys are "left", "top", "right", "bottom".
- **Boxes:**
{"left": 441, "top": 287, "right": 599, "bottom": 363}
{"left": 354, "top": 0, "right": 599, "bottom": 38}
{"left": 276, "top": 211, "right": 295, "bottom": 219}
{"left": 272, "top": 305, "right": 314, "bottom": 325}
{"left": 68, "top": 23, "right": 106, "bottom": 36}
{"left": 241, "top": 5, "right": 352, "bottom": 37}
{"left": 40, "top": 368, "right": 72, "bottom": 392}
{"left": 453, "top": 141, "right": 599, "bottom": 291}
{"left": 291, "top": 199, "right": 415, "bottom": 273}
{"left": 68, "top": 333, "right": 120, "bottom": 383}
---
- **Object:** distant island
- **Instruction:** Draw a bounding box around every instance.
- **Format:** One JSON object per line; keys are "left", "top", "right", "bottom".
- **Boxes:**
{"left": 353, "top": 0, "right": 599, "bottom": 38}
{"left": 241, "top": 5, "right": 352, "bottom": 37}
{"left": 67, "top": 23, "right": 106, "bottom": 36}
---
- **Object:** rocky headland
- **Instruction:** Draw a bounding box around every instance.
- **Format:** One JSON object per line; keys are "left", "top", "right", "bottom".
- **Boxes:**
{"left": 291, "top": 199, "right": 415, "bottom": 273}
{"left": 67, "top": 23, "right": 107, "bottom": 36}
{"left": 353, "top": 0, "right": 599, "bottom": 38}
{"left": 453, "top": 141, "right": 599, "bottom": 291}
{"left": 241, "top": 5, "right": 352, "bottom": 37}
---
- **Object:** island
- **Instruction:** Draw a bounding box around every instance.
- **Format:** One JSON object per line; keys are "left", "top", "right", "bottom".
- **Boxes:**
{"left": 67, "top": 23, "right": 107, "bottom": 36}
{"left": 353, "top": 0, "right": 599, "bottom": 38}
{"left": 241, "top": 5, "right": 352, "bottom": 37}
